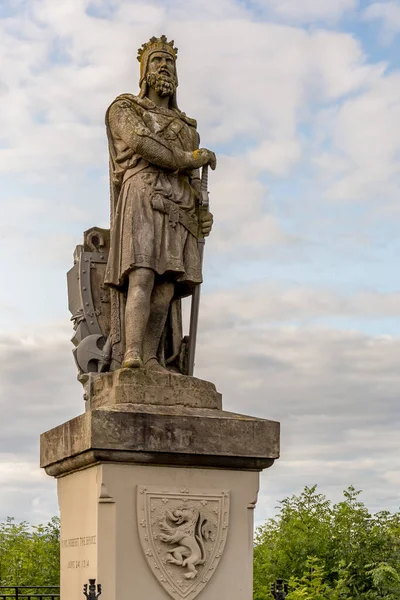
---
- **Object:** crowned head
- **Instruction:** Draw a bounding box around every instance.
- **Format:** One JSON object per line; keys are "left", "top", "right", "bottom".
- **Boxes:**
{"left": 137, "top": 35, "right": 179, "bottom": 105}
{"left": 137, "top": 35, "right": 178, "bottom": 85}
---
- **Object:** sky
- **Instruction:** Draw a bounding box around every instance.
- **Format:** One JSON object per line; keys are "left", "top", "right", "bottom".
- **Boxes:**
{"left": 1, "top": 0, "right": 400, "bottom": 527}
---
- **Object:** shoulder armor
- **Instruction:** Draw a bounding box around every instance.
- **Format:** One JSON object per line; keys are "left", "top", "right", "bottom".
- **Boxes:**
{"left": 105, "top": 94, "right": 140, "bottom": 123}
{"left": 175, "top": 110, "right": 197, "bottom": 128}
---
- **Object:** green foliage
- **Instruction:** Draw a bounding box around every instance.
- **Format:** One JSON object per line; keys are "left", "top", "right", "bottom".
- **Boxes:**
{"left": 254, "top": 486, "right": 400, "bottom": 600}
{"left": 286, "top": 557, "right": 339, "bottom": 600}
{"left": 0, "top": 517, "right": 60, "bottom": 586}
{"left": 365, "top": 562, "right": 400, "bottom": 600}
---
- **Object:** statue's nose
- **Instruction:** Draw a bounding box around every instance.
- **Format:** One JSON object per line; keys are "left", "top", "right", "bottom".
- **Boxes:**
{"left": 159, "top": 59, "right": 169, "bottom": 71}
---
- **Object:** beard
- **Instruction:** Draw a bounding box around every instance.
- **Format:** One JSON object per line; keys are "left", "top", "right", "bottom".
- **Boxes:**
{"left": 146, "top": 71, "right": 177, "bottom": 97}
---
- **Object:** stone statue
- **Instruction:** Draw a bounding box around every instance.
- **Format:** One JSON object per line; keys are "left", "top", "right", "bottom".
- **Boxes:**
{"left": 45, "top": 39, "right": 279, "bottom": 600}
{"left": 67, "top": 35, "right": 216, "bottom": 377}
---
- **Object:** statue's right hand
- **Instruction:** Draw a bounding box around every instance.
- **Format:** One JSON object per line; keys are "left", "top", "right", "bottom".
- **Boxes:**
{"left": 192, "top": 148, "right": 217, "bottom": 170}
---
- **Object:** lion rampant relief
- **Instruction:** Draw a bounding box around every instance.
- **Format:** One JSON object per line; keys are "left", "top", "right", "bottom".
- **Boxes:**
{"left": 159, "top": 507, "right": 213, "bottom": 579}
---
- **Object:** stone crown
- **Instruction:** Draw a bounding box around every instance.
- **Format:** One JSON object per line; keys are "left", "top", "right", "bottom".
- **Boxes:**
{"left": 137, "top": 35, "right": 178, "bottom": 63}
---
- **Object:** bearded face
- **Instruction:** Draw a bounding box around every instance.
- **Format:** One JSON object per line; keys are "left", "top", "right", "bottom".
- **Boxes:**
{"left": 146, "top": 70, "right": 177, "bottom": 97}
{"left": 146, "top": 52, "right": 177, "bottom": 97}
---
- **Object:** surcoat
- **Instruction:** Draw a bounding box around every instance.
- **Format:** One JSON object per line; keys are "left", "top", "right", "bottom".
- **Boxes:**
{"left": 104, "top": 94, "right": 202, "bottom": 299}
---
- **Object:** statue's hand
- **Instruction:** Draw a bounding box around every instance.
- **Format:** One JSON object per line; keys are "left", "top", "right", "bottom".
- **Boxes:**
{"left": 200, "top": 210, "right": 213, "bottom": 237}
{"left": 192, "top": 148, "right": 217, "bottom": 170}
{"left": 173, "top": 148, "right": 216, "bottom": 172}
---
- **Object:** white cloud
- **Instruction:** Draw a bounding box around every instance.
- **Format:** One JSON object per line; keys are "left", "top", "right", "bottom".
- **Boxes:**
{"left": 309, "top": 30, "right": 384, "bottom": 100}
{"left": 0, "top": 457, "right": 59, "bottom": 523}
{"left": 206, "top": 156, "right": 293, "bottom": 253}
{"left": 314, "top": 70, "right": 400, "bottom": 202}
{"left": 194, "top": 304, "right": 400, "bottom": 520}
{"left": 0, "top": 0, "right": 377, "bottom": 176}
{"left": 1, "top": 300, "right": 400, "bottom": 523}
{"left": 0, "top": 0, "right": 389, "bottom": 232}
{"left": 201, "top": 283, "right": 400, "bottom": 327}
{"left": 0, "top": 323, "right": 82, "bottom": 522}
{"left": 0, "top": 0, "right": 391, "bottom": 228}
{"left": 1, "top": 0, "right": 400, "bottom": 527}
{"left": 255, "top": 0, "right": 358, "bottom": 24}
{"left": 364, "top": 1, "right": 400, "bottom": 38}
{"left": 247, "top": 139, "right": 302, "bottom": 175}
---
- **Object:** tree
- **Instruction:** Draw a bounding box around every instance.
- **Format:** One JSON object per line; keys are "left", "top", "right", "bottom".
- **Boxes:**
{"left": 254, "top": 486, "right": 400, "bottom": 600}
{"left": 286, "top": 557, "right": 339, "bottom": 600}
{"left": 0, "top": 517, "right": 60, "bottom": 586}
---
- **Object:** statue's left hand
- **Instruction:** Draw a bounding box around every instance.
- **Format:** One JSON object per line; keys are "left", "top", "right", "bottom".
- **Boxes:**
{"left": 200, "top": 211, "right": 213, "bottom": 237}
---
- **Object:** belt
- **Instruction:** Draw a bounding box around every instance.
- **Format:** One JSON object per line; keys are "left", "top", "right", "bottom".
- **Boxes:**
{"left": 151, "top": 195, "right": 199, "bottom": 238}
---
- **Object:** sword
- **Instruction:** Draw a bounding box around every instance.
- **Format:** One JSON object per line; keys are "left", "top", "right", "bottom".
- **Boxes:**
{"left": 187, "top": 165, "right": 209, "bottom": 376}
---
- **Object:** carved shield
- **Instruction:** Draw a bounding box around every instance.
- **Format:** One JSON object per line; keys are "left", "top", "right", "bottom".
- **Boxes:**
{"left": 67, "top": 227, "right": 111, "bottom": 374}
{"left": 137, "top": 486, "right": 230, "bottom": 600}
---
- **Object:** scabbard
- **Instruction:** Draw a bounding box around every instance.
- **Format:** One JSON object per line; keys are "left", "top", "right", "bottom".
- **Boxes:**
{"left": 187, "top": 238, "right": 205, "bottom": 376}
{"left": 187, "top": 165, "right": 209, "bottom": 376}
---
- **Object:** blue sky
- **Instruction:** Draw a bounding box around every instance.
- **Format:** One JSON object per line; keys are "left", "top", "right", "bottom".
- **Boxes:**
{"left": 1, "top": 0, "right": 400, "bottom": 526}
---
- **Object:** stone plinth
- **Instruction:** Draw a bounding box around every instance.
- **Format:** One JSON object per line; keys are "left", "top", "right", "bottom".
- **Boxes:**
{"left": 41, "top": 370, "right": 280, "bottom": 600}
{"left": 82, "top": 368, "right": 222, "bottom": 410}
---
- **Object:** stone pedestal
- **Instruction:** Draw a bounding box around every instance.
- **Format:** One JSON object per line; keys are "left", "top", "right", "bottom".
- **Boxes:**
{"left": 41, "top": 370, "right": 279, "bottom": 600}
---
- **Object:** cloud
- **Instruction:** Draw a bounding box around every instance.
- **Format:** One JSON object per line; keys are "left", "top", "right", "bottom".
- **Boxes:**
{"left": 201, "top": 283, "right": 400, "bottom": 328}
{"left": 313, "top": 69, "right": 400, "bottom": 203}
{"left": 205, "top": 155, "right": 294, "bottom": 254}
{"left": 0, "top": 0, "right": 391, "bottom": 235}
{"left": 0, "top": 329, "right": 81, "bottom": 451}
{"left": 195, "top": 313, "right": 400, "bottom": 521}
{"left": 1, "top": 299, "right": 399, "bottom": 523}
{"left": 0, "top": 0, "right": 389, "bottom": 230}
{"left": 364, "top": 2, "right": 400, "bottom": 39}
{"left": 254, "top": 0, "right": 358, "bottom": 24}
{"left": 0, "top": 0, "right": 378, "bottom": 174}
{"left": 247, "top": 139, "right": 302, "bottom": 176}
{"left": 2, "top": 281, "right": 399, "bottom": 523}
{"left": 193, "top": 283, "right": 400, "bottom": 519}
{"left": 0, "top": 457, "right": 59, "bottom": 524}
{"left": 1, "top": 0, "right": 400, "bottom": 528}
{"left": 0, "top": 323, "right": 83, "bottom": 522}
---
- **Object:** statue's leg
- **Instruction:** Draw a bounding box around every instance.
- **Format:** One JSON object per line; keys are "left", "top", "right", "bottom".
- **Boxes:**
{"left": 123, "top": 268, "right": 155, "bottom": 368}
{"left": 166, "top": 546, "right": 188, "bottom": 565}
{"left": 184, "top": 562, "right": 198, "bottom": 579}
{"left": 142, "top": 280, "right": 174, "bottom": 371}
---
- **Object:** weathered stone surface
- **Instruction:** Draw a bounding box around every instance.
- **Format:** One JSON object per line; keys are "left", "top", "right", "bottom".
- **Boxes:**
{"left": 83, "top": 368, "right": 222, "bottom": 410}
{"left": 40, "top": 406, "right": 279, "bottom": 477}
{"left": 69, "top": 36, "right": 217, "bottom": 377}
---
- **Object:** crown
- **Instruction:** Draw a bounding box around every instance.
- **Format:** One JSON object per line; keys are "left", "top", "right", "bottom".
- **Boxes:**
{"left": 137, "top": 35, "right": 178, "bottom": 63}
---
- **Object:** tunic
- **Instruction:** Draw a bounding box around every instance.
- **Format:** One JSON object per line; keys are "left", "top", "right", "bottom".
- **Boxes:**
{"left": 104, "top": 94, "right": 202, "bottom": 298}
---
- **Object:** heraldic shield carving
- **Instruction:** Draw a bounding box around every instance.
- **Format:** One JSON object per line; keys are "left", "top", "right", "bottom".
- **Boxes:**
{"left": 137, "top": 486, "right": 230, "bottom": 599}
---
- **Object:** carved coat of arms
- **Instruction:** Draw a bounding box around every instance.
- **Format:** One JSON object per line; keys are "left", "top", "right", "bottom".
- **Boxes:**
{"left": 137, "top": 486, "right": 230, "bottom": 599}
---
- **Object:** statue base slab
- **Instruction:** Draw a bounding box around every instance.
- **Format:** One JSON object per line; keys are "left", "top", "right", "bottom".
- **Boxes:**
{"left": 40, "top": 373, "right": 279, "bottom": 600}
